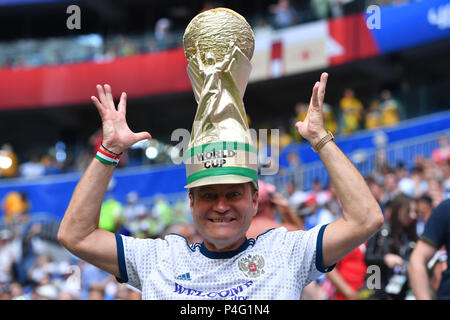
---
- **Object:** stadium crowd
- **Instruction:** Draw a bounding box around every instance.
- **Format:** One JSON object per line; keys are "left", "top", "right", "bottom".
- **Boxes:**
{"left": 0, "top": 134, "right": 448, "bottom": 299}
{"left": 0, "top": 86, "right": 403, "bottom": 179}
{"left": 0, "top": 0, "right": 415, "bottom": 70}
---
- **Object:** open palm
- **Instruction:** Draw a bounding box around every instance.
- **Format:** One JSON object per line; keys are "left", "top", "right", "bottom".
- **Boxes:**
{"left": 295, "top": 73, "right": 328, "bottom": 147}
{"left": 91, "top": 84, "right": 151, "bottom": 154}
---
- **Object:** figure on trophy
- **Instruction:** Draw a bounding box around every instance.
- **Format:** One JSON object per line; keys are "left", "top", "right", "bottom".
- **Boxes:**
{"left": 182, "top": 8, "right": 259, "bottom": 190}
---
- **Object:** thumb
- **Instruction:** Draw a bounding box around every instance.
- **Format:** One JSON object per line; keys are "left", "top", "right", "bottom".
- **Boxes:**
{"left": 295, "top": 121, "right": 303, "bottom": 131}
{"left": 134, "top": 131, "right": 152, "bottom": 143}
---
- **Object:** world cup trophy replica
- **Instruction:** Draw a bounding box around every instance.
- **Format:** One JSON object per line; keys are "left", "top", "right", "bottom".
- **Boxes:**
{"left": 183, "top": 8, "right": 259, "bottom": 189}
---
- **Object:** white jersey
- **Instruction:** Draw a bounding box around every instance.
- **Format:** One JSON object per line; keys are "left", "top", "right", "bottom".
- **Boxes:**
{"left": 115, "top": 224, "right": 334, "bottom": 300}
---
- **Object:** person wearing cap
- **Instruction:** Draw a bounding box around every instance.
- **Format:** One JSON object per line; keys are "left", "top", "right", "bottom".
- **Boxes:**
{"left": 59, "top": 7, "right": 383, "bottom": 300}
{"left": 57, "top": 69, "right": 383, "bottom": 299}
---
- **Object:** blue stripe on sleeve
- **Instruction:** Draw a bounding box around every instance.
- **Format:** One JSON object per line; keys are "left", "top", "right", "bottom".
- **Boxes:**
{"left": 115, "top": 233, "right": 128, "bottom": 283}
{"left": 315, "top": 224, "right": 336, "bottom": 273}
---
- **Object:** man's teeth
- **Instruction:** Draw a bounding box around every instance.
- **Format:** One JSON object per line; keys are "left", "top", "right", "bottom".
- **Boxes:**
{"left": 210, "top": 218, "right": 233, "bottom": 222}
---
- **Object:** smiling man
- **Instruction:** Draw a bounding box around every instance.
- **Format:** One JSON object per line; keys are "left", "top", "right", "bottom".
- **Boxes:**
{"left": 189, "top": 183, "right": 258, "bottom": 252}
{"left": 57, "top": 70, "right": 383, "bottom": 300}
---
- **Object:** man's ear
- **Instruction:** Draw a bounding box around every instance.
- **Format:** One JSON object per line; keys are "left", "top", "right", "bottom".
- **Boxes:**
{"left": 252, "top": 190, "right": 259, "bottom": 217}
{"left": 188, "top": 189, "right": 194, "bottom": 208}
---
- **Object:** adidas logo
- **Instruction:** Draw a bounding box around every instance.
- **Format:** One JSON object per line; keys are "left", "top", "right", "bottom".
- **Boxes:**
{"left": 175, "top": 272, "right": 192, "bottom": 281}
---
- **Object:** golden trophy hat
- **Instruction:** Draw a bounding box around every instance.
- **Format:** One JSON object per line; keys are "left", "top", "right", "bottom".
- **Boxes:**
{"left": 183, "top": 8, "right": 258, "bottom": 189}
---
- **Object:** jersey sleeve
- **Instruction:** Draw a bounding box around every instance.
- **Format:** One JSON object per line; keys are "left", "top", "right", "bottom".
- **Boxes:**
{"left": 284, "top": 224, "right": 335, "bottom": 286}
{"left": 420, "top": 200, "right": 450, "bottom": 249}
{"left": 115, "top": 233, "right": 165, "bottom": 291}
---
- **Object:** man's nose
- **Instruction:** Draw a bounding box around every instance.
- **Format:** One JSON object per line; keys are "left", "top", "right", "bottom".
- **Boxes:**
{"left": 213, "top": 196, "right": 230, "bottom": 213}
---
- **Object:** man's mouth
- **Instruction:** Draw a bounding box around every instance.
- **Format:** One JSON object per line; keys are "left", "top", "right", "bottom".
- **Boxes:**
{"left": 208, "top": 217, "right": 236, "bottom": 223}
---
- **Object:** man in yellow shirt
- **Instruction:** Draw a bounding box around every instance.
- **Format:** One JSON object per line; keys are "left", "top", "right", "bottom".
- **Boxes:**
{"left": 380, "top": 90, "right": 401, "bottom": 127}
{"left": 339, "top": 89, "right": 363, "bottom": 134}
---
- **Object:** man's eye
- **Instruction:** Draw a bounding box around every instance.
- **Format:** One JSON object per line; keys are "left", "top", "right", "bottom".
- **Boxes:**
{"left": 201, "top": 193, "right": 216, "bottom": 200}
{"left": 227, "top": 192, "right": 241, "bottom": 199}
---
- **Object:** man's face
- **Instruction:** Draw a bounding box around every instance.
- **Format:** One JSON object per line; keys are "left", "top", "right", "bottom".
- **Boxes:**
{"left": 189, "top": 182, "right": 258, "bottom": 252}
{"left": 416, "top": 200, "right": 432, "bottom": 221}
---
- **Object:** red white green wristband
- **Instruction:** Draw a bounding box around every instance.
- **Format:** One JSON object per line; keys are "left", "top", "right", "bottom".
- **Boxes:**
{"left": 95, "top": 147, "right": 120, "bottom": 166}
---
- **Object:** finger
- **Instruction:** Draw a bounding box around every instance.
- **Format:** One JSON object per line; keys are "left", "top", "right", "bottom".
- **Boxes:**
{"left": 310, "top": 81, "right": 320, "bottom": 109}
{"left": 295, "top": 121, "right": 303, "bottom": 132}
{"left": 118, "top": 92, "right": 127, "bottom": 115}
{"left": 91, "top": 96, "right": 105, "bottom": 116}
{"left": 318, "top": 73, "right": 328, "bottom": 104}
{"left": 103, "top": 84, "right": 115, "bottom": 109}
{"left": 96, "top": 84, "right": 107, "bottom": 107}
{"left": 134, "top": 131, "right": 152, "bottom": 142}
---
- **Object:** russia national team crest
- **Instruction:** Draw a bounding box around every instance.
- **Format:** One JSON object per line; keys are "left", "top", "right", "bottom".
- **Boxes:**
{"left": 238, "top": 254, "right": 265, "bottom": 278}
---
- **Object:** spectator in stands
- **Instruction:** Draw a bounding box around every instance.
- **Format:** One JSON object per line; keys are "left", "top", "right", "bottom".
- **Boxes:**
{"left": 98, "top": 193, "right": 123, "bottom": 233}
{"left": 268, "top": 0, "right": 300, "bottom": 29}
{"left": 326, "top": 243, "right": 368, "bottom": 300}
{"left": 300, "top": 193, "right": 336, "bottom": 231}
{"left": 0, "top": 144, "right": 18, "bottom": 178}
{"left": 41, "top": 155, "right": 62, "bottom": 176}
{"left": 409, "top": 199, "right": 450, "bottom": 300}
{"left": 154, "top": 18, "right": 172, "bottom": 51}
{"left": 282, "top": 152, "right": 303, "bottom": 190}
{"left": 127, "top": 206, "right": 156, "bottom": 239}
{"left": 323, "top": 103, "right": 338, "bottom": 135}
{"left": 364, "top": 194, "right": 418, "bottom": 299}
{"left": 396, "top": 162, "right": 415, "bottom": 197}
{"left": 366, "top": 175, "right": 386, "bottom": 213}
{"left": 246, "top": 180, "right": 303, "bottom": 238}
{"left": 381, "top": 170, "right": 399, "bottom": 208}
{"left": 1, "top": 191, "right": 29, "bottom": 225}
{"left": 427, "top": 178, "right": 444, "bottom": 208}
{"left": 339, "top": 88, "right": 364, "bottom": 134}
{"left": 121, "top": 191, "right": 148, "bottom": 235}
{"left": 432, "top": 134, "right": 450, "bottom": 166}
{"left": 14, "top": 221, "right": 42, "bottom": 286}
{"left": 365, "top": 100, "right": 381, "bottom": 130}
{"left": 379, "top": 89, "right": 402, "bottom": 127}
{"left": 415, "top": 194, "right": 433, "bottom": 236}
{"left": 79, "top": 260, "right": 110, "bottom": 300}
{"left": 19, "top": 155, "right": 45, "bottom": 179}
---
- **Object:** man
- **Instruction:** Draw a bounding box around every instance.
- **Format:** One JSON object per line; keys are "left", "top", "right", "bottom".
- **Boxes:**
{"left": 416, "top": 194, "right": 433, "bottom": 236}
{"left": 408, "top": 199, "right": 450, "bottom": 299}
{"left": 58, "top": 72, "right": 383, "bottom": 299}
{"left": 246, "top": 180, "right": 303, "bottom": 239}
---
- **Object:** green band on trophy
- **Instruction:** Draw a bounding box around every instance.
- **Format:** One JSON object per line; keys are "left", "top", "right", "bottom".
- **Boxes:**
{"left": 186, "top": 167, "right": 258, "bottom": 186}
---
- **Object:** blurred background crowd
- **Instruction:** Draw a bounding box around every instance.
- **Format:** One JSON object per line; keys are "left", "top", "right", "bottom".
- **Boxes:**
{"left": 1, "top": 138, "right": 448, "bottom": 300}
{"left": 0, "top": 0, "right": 449, "bottom": 300}
{"left": 0, "top": 0, "right": 416, "bottom": 70}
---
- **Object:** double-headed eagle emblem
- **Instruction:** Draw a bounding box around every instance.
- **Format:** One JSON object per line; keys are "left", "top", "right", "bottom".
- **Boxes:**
{"left": 238, "top": 254, "right": 265, "bottom": 278}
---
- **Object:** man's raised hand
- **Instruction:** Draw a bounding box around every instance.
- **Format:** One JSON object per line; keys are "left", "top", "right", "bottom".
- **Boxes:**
{"left": 91, "top": 84, "right": 151, "bottom": 154}
{"left": 295, "top": 72, "right": 328, "bottom": 146}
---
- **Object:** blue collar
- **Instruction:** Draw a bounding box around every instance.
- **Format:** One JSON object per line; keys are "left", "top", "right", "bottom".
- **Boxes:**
{"left": 200, "top": 238, "right": 250, "bottom": 259}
